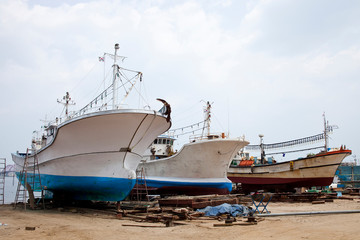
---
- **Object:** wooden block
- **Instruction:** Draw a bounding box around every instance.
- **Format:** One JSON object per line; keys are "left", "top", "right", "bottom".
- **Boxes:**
{"left": 165, "top": 220, "right": 174, "bottom": 227}
{"left": 213, "top": 223, "right": 233, "bottom": 227}
{"left": 189, "top": 212, "right": 205, "bottom": 217}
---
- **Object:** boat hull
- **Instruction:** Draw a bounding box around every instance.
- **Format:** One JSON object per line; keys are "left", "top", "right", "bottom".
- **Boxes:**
{"left": 15, "top": 172, "right": 135, "bottom": 201}
{"left": 12, "top": 109, "right": 171, "bottom": 201}
{"left": 142, "top": 177, "right": 233, "bottom": 195}
{"left": 138, "top": 139, "right": 249, "bottom": 196}
{"left": 227, "top": 149, "right": 352, "bottom": 192}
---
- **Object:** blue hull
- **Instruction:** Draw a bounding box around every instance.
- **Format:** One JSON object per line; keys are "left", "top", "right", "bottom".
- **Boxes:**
{"left": 142, "top": 178, "right": 232, "bottom": 195}
{"left": 16, "top": 173, "right": 136, "bottom": 201}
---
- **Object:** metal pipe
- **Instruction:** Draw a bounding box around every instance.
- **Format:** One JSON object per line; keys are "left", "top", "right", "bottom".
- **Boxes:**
{"left": 257, "top": 210, "right": 360, "bottom": 217}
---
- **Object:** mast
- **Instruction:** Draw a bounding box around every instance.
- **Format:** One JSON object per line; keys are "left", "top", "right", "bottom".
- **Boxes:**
{"left": 323, "top": 113, "right": 328, "bottom": 152}
{"left": 204, "top": 101, "right": 211, "bottom": 136}
{"left": 112, "top": 43, "right": 120, "bottom": 109}
{"left": 57, "top": 92, "right": 75, "bottom": 120}
{"left": 259, "top": 134, "right": 265, "bottom": 164}
{"left": 323, "top": 113, "right": 338, "bottom": 152}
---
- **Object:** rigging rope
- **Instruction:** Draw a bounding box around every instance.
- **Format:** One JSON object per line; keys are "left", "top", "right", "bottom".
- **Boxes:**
{"left": 171, "top": 127, "right": 204, "bottom": 137}
{"left": 265, "top": 146, "right": 325, "bottom": 155}
{"left": 168, "top": 120, "right": 206, "bottom": 133}
{"left": 245, "top": 133, "right": 325, "bottom": 150}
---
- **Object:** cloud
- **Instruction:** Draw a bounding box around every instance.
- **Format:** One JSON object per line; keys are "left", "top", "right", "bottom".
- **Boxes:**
{"left": 0, "top": 0, "right": 359, "bottom": 163}
{"left": 243, "top": 0, "right": 360, "bottom": 56}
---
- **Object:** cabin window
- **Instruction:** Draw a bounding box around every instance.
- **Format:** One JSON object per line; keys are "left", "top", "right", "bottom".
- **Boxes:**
{"left": 170, "top": 140, "right": 173, "bottom": 145}
{"left": 47, "top": 128, "right": 54, "bottom": 136}
{"left": 166, "top": 139, "right": 170, "bottom": 144}
{"left": 162, "top": 139, "right": 166, "bottom": 144}
{"left": 154, "top": 139, "right": 158, "bottom": 144}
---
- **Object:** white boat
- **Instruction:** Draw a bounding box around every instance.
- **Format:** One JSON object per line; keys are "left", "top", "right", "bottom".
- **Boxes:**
{"left": 138, "top": 102, "right": 249, "bottom": 196}
{"left": 12, "top": 44, "right": 172, "bottom": 201}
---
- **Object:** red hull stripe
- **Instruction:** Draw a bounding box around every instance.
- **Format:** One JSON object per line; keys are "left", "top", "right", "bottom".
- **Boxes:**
{"left": 228, "top": 176, "right": 333, "bottom": 187}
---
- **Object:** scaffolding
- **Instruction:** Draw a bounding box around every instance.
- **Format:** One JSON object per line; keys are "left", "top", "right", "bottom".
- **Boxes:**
{"left": 0, "top": 158, "right": 5, "bottom": 205}
{"left": 14, "top": 148, "right": 45, "bottom": 210}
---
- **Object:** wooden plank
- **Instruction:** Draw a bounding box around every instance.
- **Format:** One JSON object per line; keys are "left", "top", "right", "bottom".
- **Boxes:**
{"left": 213, "top": 222, "right": 257, "bottom": 227}
{"left": 122, "top": 224, "right": 164, "bottom": 228}
{"left": 123, "top": 214, "right": 147, "bottom": 220}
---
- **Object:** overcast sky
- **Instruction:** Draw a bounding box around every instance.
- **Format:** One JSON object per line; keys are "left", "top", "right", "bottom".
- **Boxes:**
{"left": 1, "top": 0, "right": 359, "bottom": 164}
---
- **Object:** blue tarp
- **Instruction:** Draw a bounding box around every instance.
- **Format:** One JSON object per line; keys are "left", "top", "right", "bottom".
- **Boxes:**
{"left": 196, "top": 203, "right": 252, "bottom": 217}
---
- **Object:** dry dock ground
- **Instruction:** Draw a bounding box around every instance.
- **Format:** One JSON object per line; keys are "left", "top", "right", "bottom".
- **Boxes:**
{"left": 1, "top": 199, "right": 360, "bottom": 240}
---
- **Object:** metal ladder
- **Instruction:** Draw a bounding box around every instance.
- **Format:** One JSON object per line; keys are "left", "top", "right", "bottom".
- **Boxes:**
{"left": 14, "top": 148, "right": 45, "bottom": 210}
{"left": 0, "top": 158, "right": 6, "bottom": 205}
{"left": 134, "top": 168, "right": 149, "bottom": 202}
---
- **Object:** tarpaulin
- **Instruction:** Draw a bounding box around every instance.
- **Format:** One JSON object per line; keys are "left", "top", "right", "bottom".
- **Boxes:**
{"left": 196, "top": 203, "right": 252, "bottom": 217}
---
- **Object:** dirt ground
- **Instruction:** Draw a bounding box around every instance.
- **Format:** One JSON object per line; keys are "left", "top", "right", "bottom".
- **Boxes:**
{"left": 1, "top": 198, "right": 360, "bottom": 240}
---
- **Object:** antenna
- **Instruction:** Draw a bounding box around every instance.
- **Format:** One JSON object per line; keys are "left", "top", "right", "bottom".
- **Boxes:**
{"left": 112, "top": 43, "right": 120, "bottom": 109}
{"left": 201, "top": 101, "right": 213, "bottom": 137}
{"left": 323, "top": 112, "right": 338, "bottom": 152}
{"left": 259, "top": 134, "right": 265, "bottom": 164}
{"left": 57, "top": 92, "right": 75, "bottom": 119}
{"left": 40, "top": 115, "right": 50, "bottom": 128}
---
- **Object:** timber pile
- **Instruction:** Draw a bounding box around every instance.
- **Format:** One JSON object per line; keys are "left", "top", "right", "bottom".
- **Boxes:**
{"left": 110, "top": 194, "right": 255, "bottom": 227}
{"left": 157, "top": 194, "right": 252, "bottom": 209}
{"left": 45, "top": 194, "right": 308, "bottom": 228}
{"left": 117, "top": 207, "right": 196, "bottom": 224}
{"left": 268, "top": 192, "right": 360, "bottom": 202}
{"left": 116, "top": 205, "right": 262, "bottom": 228}
{"left": 271, "top": 193, "right": 321, "bottom": 202}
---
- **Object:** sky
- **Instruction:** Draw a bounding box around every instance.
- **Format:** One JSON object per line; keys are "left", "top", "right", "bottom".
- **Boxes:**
{"left": 1, "top": 0, "right": 359, "bottom": 165}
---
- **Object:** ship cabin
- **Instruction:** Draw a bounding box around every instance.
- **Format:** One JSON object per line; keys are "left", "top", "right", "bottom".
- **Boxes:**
{"left": 148, "top": 135, "right": 176, "bottom": 160}
{"left": 44, "top": 124, "right": 57, "bottom": 144}
{"left": 30, "top": 124, "right": 57, "bottom": 151}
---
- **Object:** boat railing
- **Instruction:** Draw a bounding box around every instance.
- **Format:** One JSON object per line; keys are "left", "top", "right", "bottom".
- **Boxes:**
{"left": 163, "top": 131, "right": 176, "bottom": 138}
{"left": 189, "top": 132, "right": 227, "bottom": 142}
{"left": 71, "top": 104, "right": 110, "bottom": 119}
